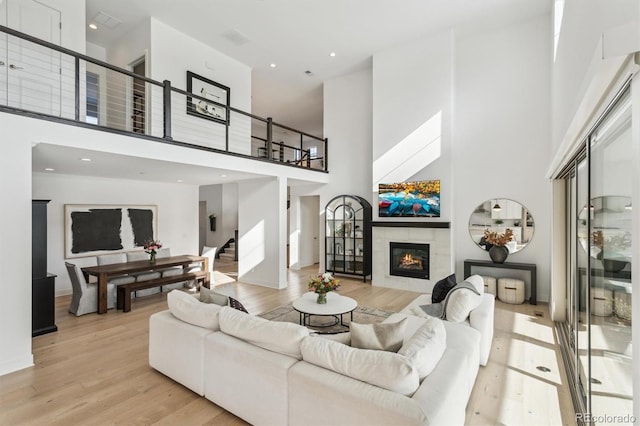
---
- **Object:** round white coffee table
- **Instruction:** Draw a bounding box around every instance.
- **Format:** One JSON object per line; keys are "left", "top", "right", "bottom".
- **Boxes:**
{"left": 293, "top": 292, "right": 357, "bottom": 333}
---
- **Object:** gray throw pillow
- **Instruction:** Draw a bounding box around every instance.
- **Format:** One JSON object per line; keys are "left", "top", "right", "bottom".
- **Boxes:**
{"left": 199, "top": 286, "right": 229, "bottom": 306}
{"left": 350, "top": 318, "right": 407, "bottom": 352}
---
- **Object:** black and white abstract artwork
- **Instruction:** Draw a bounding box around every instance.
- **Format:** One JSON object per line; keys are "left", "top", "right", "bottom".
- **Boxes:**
{"left": 64, "top": 204, "right": 158, "bottom": 258}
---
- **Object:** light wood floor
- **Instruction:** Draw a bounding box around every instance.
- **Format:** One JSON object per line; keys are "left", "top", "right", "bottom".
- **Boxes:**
{"left": 0, "top": 261, "right": 575, "bottom": 425}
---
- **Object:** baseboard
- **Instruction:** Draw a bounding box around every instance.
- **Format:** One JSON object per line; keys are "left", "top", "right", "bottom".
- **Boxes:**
{"left": 0, "top": 354, "right": 34, "bottom": 377}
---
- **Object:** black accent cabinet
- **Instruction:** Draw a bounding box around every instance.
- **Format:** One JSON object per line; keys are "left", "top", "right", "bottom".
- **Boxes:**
{"left": 32, "top": 200, "right": 57, "bottom": 337}
{"left": 325, "top": 195, "right": 372, "bottom": 282}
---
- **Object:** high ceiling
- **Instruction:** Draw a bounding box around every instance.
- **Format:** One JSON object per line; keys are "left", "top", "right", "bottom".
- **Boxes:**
{"left": 86, "top": 0, "right": 551, "bottom": 136}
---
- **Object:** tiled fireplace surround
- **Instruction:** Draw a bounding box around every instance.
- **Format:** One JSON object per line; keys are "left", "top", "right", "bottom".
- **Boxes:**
{"left": 372, "top": 222, "right": 452, "bottom": 293}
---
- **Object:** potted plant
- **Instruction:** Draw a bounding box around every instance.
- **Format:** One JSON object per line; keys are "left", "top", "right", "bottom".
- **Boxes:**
{"left": 209, "top": 214, "right": 216, "bottom": 232}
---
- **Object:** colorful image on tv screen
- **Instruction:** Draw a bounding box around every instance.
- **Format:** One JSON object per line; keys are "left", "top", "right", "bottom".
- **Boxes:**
{"left": 378, "top": 180, "right": 440, "bottom": 217}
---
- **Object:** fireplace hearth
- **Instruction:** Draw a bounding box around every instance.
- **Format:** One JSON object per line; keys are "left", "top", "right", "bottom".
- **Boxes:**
{"left": 389, "top": 242, "right": 430, "bottom": 279}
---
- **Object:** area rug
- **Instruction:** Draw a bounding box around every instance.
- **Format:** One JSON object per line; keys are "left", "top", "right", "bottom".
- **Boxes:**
{"left": 260, "top": 303, "right": 395, "bottom": 334}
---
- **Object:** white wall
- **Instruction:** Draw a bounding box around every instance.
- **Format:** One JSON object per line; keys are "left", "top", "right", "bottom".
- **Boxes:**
{"left": 372, "top": 30, "right": 453, "bottom": 223}
{"left": 551, "top": 0, "right": 639, "bottom": 153}
{"left": 221, "top": 182, "right": 239, "bottom": 245}
{"left": 290, "top": 67, "right": 373, "bottom": 273}
{"left": 149, "top": 18, "right": 252, "bottom": 154}
{"left": 32, "top": 173, "right": 199, "bottom": 296}
{"left": 0, "top": 0, "right": 86, "bottom": 376}
{"left": 0, "top": 137, "right": 33, "bottom": 376}
{"left": 200, "top": 184, "right": 223, "bottom": 247}
{"left": 453, "top": 15, "right": 551, "bottom": 301}
{"left": 105, "top": 18, "right": 151, "bottom": 132}
{"left": 199, "top": 183, "right": 239, "bottom": 251}
{"left": 238, "top": 177, "right": 287, "bottom": 288}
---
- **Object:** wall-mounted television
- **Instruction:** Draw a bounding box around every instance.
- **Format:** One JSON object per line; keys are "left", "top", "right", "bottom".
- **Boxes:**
{"left": 378, "top": 180, "right": 440, "bottom": 217}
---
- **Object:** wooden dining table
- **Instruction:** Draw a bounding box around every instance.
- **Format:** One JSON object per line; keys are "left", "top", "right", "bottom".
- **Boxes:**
{"left": 82, "top": 255, "right": 208, "bottom": 314}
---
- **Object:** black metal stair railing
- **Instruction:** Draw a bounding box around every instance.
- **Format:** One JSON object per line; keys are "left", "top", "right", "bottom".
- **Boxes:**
{"left": 0, "top": 24, "right": 328, "bottom": 172}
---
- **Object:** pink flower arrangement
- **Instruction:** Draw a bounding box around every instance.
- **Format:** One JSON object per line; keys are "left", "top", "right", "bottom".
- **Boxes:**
{"left": 143, "top": 240, "right": 162, "bottom": 255}
{"left": 308, "top": 272, "right": 340, "bottom": 294}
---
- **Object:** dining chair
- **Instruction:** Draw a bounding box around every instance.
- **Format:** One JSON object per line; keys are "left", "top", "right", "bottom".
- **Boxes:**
{"left": 126, "top": 251, "right": 161, "bottom": 296}
{"left": 156, "top": 247, "right": 187, "bottom": 292}
{"left": 96, "top": 253, "right": 136, "bottom": 286}
{"left": 65, "top": 262, "right": 116, "bottom": 316}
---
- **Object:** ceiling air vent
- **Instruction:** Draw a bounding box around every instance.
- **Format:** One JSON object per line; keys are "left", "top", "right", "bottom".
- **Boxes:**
{"left": 222, "top": 29, "right": 251, "bottom": 46}
{"left": 92, "top": 11, "right": 123, "bottom": 30}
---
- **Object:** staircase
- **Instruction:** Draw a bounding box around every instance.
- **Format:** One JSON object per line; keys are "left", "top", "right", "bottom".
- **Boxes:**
{"left": 218, "top": 242, "right": 236, "bottom": 261}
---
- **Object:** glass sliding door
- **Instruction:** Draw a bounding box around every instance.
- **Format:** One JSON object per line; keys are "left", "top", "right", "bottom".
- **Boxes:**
{"left": 576, "top": 157, "right": 590, "bottom": 411}
{"left": 588, "top": 90, "right": 632, "bottom": 420}
{"left": 559, "top": 86, "right": 633, "bottom": 424}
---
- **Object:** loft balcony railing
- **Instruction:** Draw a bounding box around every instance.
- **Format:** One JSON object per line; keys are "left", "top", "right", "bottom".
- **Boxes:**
{"left": 0, "top": 25, "right": 328, "bottom": 172}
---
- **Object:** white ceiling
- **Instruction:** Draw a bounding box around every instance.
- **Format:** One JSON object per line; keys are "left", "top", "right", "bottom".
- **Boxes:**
{"left": 35, "top": 1, "right": 550, "bottom": 187}
{"left": 85, "top": 0, "right": 551, "bottom": 136}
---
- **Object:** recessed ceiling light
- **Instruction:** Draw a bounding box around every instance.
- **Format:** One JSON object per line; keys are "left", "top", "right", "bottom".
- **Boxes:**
{"left": 330, "top": 52, "right": 336, "bottom": 57}
{"left": 89, "top": 23, "right": 98, "bottom": 30}
{"left": 44, "top": 168, "right": 54, "bottom": 172}
{"left": 220, "top": 174, "right": 227, "bottom": 178}
{"left": 270, "top": 63, "right": 276, "bottom": 68}
{"left": 177, "top": 179, "right": 183, "bottom": 183}
{"left": 80, "top": 158, "right": 92, "bottom": 162}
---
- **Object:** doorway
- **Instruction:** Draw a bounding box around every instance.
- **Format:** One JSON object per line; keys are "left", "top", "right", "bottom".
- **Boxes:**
{"left": 300, "top": 196, "right": 320, "bottom": 267}
{"left": 2, "top": 0, "right": 62, "bottom": 115}
{"left": 131, "top": 58, "right": 145, "bottom": 134}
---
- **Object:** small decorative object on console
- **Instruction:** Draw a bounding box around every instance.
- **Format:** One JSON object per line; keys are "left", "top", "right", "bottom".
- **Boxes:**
{"left": 308, "top": 272, "right": 340, "bottom": 304}
{"left": 144, "top": 240, "right": 162, "bottom": 264}
{"left": 483, "top": 228, "right": 513, "bottom": 264}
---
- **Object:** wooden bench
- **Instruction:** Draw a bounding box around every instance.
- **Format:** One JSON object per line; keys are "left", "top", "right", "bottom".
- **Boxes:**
{"left": 117, "top": 271, "right": 210, "bottom": 312}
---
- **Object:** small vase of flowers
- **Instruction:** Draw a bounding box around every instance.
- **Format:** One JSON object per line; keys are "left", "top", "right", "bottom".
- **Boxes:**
{"left": 144, "top": 240, "right": 162, "bottom": 264}
{"left": 308, "top": 272, "right": 340, "bottom": 304}
{"left": 483, "top": 228, "right": 514, "bottom": 264}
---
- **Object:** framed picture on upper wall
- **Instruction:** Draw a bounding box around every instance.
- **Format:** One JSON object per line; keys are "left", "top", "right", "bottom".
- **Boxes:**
{"left": 186, "top": 71, "right": 230, "bottom": 124}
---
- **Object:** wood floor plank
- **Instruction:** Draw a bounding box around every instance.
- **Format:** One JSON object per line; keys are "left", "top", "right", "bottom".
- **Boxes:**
{"left": 0, "top": 261, "right": 574, "bottom": 425}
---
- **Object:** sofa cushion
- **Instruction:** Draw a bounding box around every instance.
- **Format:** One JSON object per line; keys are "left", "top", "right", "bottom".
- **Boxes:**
{"left": 218, "top": 306, "right": 309, "bottom": 359}
{"left": 431, "top": 273, "right": 457, "bottom": 303}
{"left": 167, "top": 289, "right": 221, "bottom": 330}
{"left": 300, "top": 336, "right": 419, "bottom": 396}
{"left": 398, "top": 316, "right": 446, "bottom": 380}
{"left": 199, "top": 286, "right": 229, "bottom": 306}
{"left": 350, "top": 317, "right": 407, "bottom": 352}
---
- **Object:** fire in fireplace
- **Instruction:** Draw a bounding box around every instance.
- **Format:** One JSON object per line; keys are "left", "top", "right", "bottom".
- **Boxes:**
{"left": 389, "top": 242, "right": 430, "bottom": 279}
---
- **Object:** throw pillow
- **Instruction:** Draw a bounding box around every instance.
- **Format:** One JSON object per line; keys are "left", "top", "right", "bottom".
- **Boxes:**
{"left": 229, "top": 296, "right": 249, "bottom": 313}
{"left": 199, "top": 286, "right": 229, "bottom": 306}
{"left": 167, "top": 289, "right": 221, "bottom": 330}
{"left": 218, "top": 306, "right": 309, "bottom": 359}
{"left": 300, "top": 336, "right": 419, "bottom": 396}
{"left": 350, "top": 317, "right": 407, "bottom": 352}
{"left": 398, "top": 317, "right": 446, "bottom": 380}
{"left": 445, "top": 285, "right": 482, "bottom": 323}
{"left": 431, "top": 273, "right": 457, "bottom": 303}
{"left": 464, "top": 274, "right": 485, "bottom": 294}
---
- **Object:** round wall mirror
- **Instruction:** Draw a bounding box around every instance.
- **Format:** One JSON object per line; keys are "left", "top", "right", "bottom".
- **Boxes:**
{"left": 468, "top": 199, "right": 534, "bottom": 253}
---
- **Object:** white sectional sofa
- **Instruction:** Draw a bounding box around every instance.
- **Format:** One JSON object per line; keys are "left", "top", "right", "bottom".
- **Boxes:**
{"left": 149, "top": 285, "right": 493, "bottom": 425}
{"left": 400, "top": 274, "right": 495, "bottom": 366}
